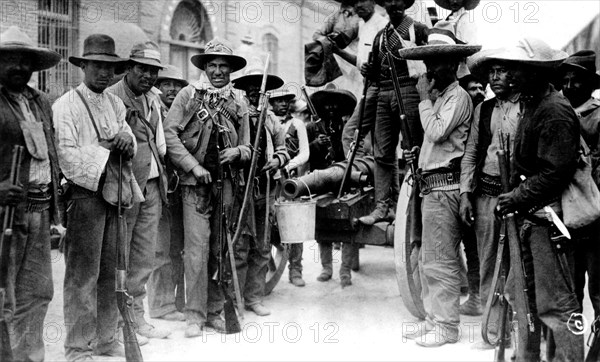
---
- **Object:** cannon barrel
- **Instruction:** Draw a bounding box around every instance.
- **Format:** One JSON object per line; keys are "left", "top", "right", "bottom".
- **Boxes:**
{"left": 282, "top": 156, "right": 375, "bottom": 199}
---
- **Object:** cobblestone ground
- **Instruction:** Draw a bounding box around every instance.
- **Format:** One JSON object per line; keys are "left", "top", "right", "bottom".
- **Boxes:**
{"left": 42, "top": 242, "right": 594, "bottom": 361}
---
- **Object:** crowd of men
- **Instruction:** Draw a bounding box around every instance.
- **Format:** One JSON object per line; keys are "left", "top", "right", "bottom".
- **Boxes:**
{"left": 1, "top": 0, "right": 599, "bottom": 361}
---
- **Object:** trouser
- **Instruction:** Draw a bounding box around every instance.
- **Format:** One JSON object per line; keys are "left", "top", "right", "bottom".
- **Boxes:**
{"left": 125, "top": 179, "right": 162, "bottom": 325}
{"left": 288, "top": 243, "right": 303, "bottom": 278}
{"left": 318, "top": 241, "right": 356, "bottom": 278}
{"left": 462, "top": 225, "right": 480, "bottom": 295}
{"left": 341, "top": 85, "right": 378, "bottom": 157}
{"left": 4, "top": 204, "right": 53, "bottom": 362}
{"left": 572, "top": 219, "right": 600, "bottom": 319}
{"left": 235, "top": 193, "right": 272, "bottom": 307}
{"left": 373, "top": 87, "right": 421, "bottom": 212}
{"left": 63, "top": 188, "right": 119, "bottom": 360}
{"left": 419, "top": 189, "right": 462, "bottom": 338}
{"left": 511, "top": 220, "right": 584, "bottom": 361}
{"left": 181, "top": 184, "right": 225, "bottom": 324}
{"left": 148, "top": 190, "right": 184, "bottom": 318}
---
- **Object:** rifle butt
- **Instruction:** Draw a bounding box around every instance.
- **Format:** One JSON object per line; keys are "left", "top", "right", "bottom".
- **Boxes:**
{"left": 121, "top": 321, "right": 143, "bottom": 362}
{"left": 223, "top": 295, "right": 241, "bottom": 334}
{"left": 0, "top": 319, "right": 13, "bottom": 362}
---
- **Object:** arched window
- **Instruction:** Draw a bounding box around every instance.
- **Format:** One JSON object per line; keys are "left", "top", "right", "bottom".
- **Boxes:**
{"left": 37, "top": 0, "right": 78, "bottom": 100}
{"left": 262, "top": 33, "right": 279, "bottom": 75}
{"left": 169, "top": 0, "right": 213, "bottom": 80}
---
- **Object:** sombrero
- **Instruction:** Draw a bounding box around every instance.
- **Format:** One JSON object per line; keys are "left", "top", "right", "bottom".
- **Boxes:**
{"left": 190, "top": 38, "right": 247, "bottom": 72}
{"left": 128, "top": 41, "right": 164, "bottom": 69}
{"left": 468, "top": 38, "right": 567, "bottom": 75}
{"left": 434, "top": 0, "right": 480, "bottom": 11}
{"left": 0, "top": 26, "right": 61, "bottom": 72}
{"left": 310, "top": 85, "right": 357, "bottom": 117}
{"left": 233, "top": 69, "right": 284, "bottom": 92}
{"left": 69, "top": 34, "right": 128, "bottom": 69}
{"left": 269, "top": 89, "right": 296, "bottom": 101}
{"left": 156, "top": 64, "right": 188, "bottom": 87}
{"left": 397, "top": 20, "right": 481, "bottom": 60}
{"left": 559, "top": 50, "right": 600, "bottom": 88}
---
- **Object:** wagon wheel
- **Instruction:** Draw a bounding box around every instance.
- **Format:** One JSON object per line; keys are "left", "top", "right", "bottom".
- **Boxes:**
{"left": 265, "top": 226, "right": 289, "bottom": 295}
{"left": 393, "top": 175, "right": 426, "bottom": 319}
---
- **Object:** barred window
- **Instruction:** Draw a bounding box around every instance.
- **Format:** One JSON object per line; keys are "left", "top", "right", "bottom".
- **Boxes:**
{"left": 262, "top": 33, "right": 279, "bottom": 75}
{"left": 37, "top": 0, "right": 78, "bottom": 100}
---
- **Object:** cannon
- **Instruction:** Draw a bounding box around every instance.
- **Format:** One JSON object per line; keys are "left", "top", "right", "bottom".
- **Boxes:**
{"left": 265, "top": 158, "right": 426, "bottom": 319}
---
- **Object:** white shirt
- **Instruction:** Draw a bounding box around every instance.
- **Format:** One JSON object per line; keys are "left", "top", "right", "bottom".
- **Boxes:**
{"left": 356, "top": 12, "right": 389, "bottom": 70}
{"left": 53, "top": 83, "right": 137, "bottom": 192}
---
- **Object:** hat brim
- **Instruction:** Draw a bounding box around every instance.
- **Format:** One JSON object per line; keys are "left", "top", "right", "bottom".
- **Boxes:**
{"left": 559, "top": 62, "right": 600, "bottom": 88}
{"left": 434, "top": 0, "right": 480, "bottom": 10}
{"left": 469, "top": 48, "right": 567, "bottom": 75}
{"left": 398, "top": 44, "right": 482, "bottom": 60}
{"left": 156, "top": 76, "right": 189, "bottom": 87}
{"left": 311, "top": 90, "right": 357, "bottom": 116}
{"left": 233, "top": 74, "right": 284, "bottom": 91}
{"left": 270, "top": 93, "right": 296, "bottom": 101}
{"left": 0, "top": 46, "right": 61, "bottom": 72}
{"left": 190, "top": 53, "right": 247, "bottom": 72}
{"left": 129, "top": 58, "right": 165, "bottom": 69}
{"left": 69, "top": 54, "right": 129, "bottom": 71}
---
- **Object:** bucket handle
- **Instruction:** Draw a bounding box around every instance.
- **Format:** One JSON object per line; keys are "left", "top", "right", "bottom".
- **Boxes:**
{"left": 297, "top": 178, "right": 313, "bottom": 200}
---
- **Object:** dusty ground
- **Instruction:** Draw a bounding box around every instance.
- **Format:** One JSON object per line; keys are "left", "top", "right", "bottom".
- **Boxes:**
{"left": 42, "top": 241, "right": 594, "bottom": 361}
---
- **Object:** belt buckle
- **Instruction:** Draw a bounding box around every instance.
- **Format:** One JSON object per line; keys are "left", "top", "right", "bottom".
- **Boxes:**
{"left": 197, "top": 109, "right": 209, "bottom": 122}
{"left": 447, "top": 173, "right": 454, "bottom": 183}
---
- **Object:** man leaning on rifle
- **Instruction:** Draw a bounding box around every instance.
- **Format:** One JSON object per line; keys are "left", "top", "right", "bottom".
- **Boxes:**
{"left": 164, "top": 38, "right": 251, "bottom": 338}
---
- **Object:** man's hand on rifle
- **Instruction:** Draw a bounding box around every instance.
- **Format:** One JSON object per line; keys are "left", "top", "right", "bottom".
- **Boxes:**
{"left": 316, "top": 134, "right": 330, "bottom": 146}
{"left": 113, "top": 132, "right": 134, "bottom": 156}
{"left": 220, "top": 148, "right": 240, "bottom": 165}
{"left": 262, "top": 158, "right": 280, "bottom": 173}
{"left": 496, "top": 192, "right": 517, "bottom": 215}
{"left": 360, "top": 63, "right": 372, "bottom": 78}
{"left": 460, "top": 193, "right": 475, "bottom": 227}
{"left": 0, "top": 180, "right": 24, "bottom": 206}
{"left": 192, "top": 165, "right": 212, "bottom": 184}
{"left": 402, "top": 146, "right": 420, "bottom": 164}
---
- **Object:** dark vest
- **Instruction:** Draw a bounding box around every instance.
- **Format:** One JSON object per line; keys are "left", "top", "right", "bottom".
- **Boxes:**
{"left": 0, "top": 86, "right": 62, "bottom": 223}
{"left": 475, "top": 98, "right": 496, "bottom": 177}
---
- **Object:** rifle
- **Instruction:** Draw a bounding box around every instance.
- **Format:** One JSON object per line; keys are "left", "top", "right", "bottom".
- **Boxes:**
{"left": 115, "top": 154, "right": 143, "bottom": 361}
{"left": 338, "top": 51, "right": 373, "bottom": 198}
{"left": 0, "top": 145, "right": 24, "bottom": 362}
{"left": 386, "top": 52, "right": 416, "bottom": 175}
{"left": 301, "top": 86, "right": 336, "bottom": 165}
{"left": 587, "top": 316, "right": 600, "bottom": 362}
{"left": 497, "top": 142, "right": 535, "bottom": 361}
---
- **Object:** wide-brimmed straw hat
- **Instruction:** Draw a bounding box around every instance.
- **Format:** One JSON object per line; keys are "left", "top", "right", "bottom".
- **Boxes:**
{"left": 128, "top": 41, "right": 164, "bottom": 69}
{"left": 310, "top": 85, "right": 357, "bottom": 117}
{"left": 191, "top": 38, "right": 247, "bottom": 72}
{"left": 69, "top": 34, "right": 128, "bottom": 68}
{"left": 156, "top": 65, "right": 188, "bottom": 87}
{"left": 397, "top": 20, "right": 481, "bottom": 60}
{"left": 0, "top": 26, "right": 61, "bottom": 72}
{"left": 468, "top": 38, "right": 568, "bottom": 75}
{"left": 269, "top": 89, "right": 296, "bottom": 101}
{"left": 434, "top": 0, "right": 480, "bottom": 11}
{"left": 559, "top": 50, "right": 600, "bottom": 88}
{"left": 231, "top": 59, "right": 284, "bottom": 90}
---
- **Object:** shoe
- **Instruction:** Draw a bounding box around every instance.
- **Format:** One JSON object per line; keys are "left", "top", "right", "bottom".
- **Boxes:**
{"left": 206, "top": 315, "right": 227, "bottom": 332}
{"left": 245, "top": 303, "right": 271, "bottom": 316}
{"left": 340, "top": 276, "right": 352, "bottom": 288}
{"left": 415, "top": 329, "right": 459, "bottom": 348}
{"left": 137, "top": 323, "right": 171, "bottom": 339}
{"left": 459, "top": 294, "right": 483, "bottom": 316}
{"left": 93, "top": 341, "right": 125, "bottom": 357}
{"left": 358, "top": 207, "right": 387, "bottom": 226}
{"left": 184, "top": 323, "right": 203, "bottom": 338}
{"left": 402, "top": 324, "right": 433, "bottom": 340}
{"left": 158, "top": 311, "right": 186, "bottom": 322}
{"left": 290, "top": 276, "right": 306, "bottom": 287}
{"left": 118, "top": 327, "right": 149, "bottom": 346}
{"left": 317, "top": 271, "right": 332, "bottom": 282}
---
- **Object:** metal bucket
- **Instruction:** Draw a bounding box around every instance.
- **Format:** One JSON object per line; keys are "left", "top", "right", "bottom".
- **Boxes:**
{"left": 274, "top": 199, "right": 316, "bottom": 244}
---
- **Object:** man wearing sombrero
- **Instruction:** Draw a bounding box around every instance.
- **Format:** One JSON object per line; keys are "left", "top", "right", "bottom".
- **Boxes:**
{"left": 108, "top": 41, "right": 171, "bottom": 341}
{"left": 53, "top": 33, "right": 136, "bottom": 360}
{"left": 559, "top": 50, "right": 600, "bottom": 327}
{"left": 148, "top": 64, "right": 189, "bottom": 323}
{"left": 357, "top": 0, "right": 429, "bottom": 226}
{"left": 0, "top": 26, "right": 61, "bottom": 362}
{"left": 493, "top": 38, "right": 583, "bottom": 360}
{"left": 164, "top": 38, "right": 253, "bottom": 337}
{"left": 398, "top": 21, "right": 481, "bottom": 347}
{"left": 231, "top": 69, "right": 292, "bottom": 313}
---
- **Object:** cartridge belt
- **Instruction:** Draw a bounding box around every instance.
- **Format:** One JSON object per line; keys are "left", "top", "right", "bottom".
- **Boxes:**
{"left": 419, "top": 170, "right": 461, "bottom": 195}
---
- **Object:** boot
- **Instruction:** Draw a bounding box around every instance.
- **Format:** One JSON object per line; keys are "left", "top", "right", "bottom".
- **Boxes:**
{"left": 359, "top": 162, "right": 393, "bottom": 225}
{"left": 317, "top": 242, "right": 333, "bottom": 282}
{"left": 459, "top": 292, "right": 483, "bottom": 316}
